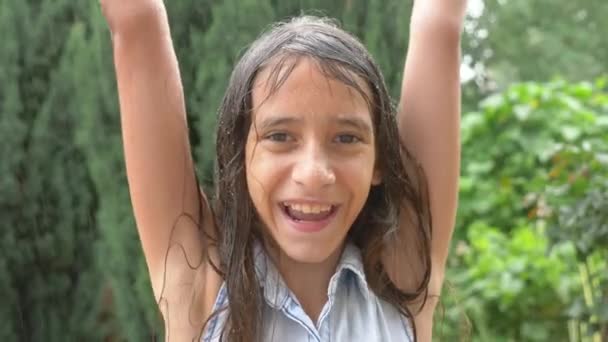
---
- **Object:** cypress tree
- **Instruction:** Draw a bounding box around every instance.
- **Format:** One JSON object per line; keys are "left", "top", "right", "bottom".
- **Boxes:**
{"left": 0, "top": 1, "right": 103, "bottom": 340}
{"left": 189, "top": 0, "right": 275, "bottom": 183}
{"left": 0, "top": 1, "right": 26, "bottom": 338}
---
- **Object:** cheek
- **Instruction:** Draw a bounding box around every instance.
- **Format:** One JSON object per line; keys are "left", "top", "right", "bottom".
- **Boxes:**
{"left": 338, "top": 151, "right": 376, "bottom": 184}
{"left": 340, "top": 166, "right": 373, "bottom": 201}
{"left": 246, "top": 150, "right": 272, "bottom": 190}
{"left": 334, "top": 152, "right": 376, "bottom": 211}
{"left": 245, "top": 143, "right": 284, "bottom": 209}
{"left": 245, "top": 137, "right": 264, "bottom": 205}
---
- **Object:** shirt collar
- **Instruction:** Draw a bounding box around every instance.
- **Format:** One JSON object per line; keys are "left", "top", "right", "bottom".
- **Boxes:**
{"left": 253, "top": 241, "right": 370, "bottom": 310}
{"left": 253, "top": 241, "right": 290, "bottom": 309}
{"left": 330, "top": 242, "right": 370, "bottom": 299}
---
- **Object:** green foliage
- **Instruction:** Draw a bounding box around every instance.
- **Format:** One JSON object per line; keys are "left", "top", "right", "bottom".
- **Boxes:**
{"left": 441, "top": 222, "right": 578, "bottom": 341}
{"left": 442, "top": 79, "right": 608, "bottom": 341}
{"left": 458, "top": 80, "right": 608, "bottom": 236}
{"left": 0, "top": 1, "right": 104, "bottom": 340}
{"left": 540, "top": 82, "right": 608, "bottom": 338}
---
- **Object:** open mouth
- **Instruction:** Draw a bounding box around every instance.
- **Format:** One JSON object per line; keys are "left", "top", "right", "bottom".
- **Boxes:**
{"left": 280, "top": 202, "right": 338, "bottom": 222}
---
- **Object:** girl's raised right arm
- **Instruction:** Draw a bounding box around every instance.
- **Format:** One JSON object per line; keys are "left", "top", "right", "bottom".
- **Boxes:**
{"left": 101, "top": 1, "right": 214, "bottom": 301}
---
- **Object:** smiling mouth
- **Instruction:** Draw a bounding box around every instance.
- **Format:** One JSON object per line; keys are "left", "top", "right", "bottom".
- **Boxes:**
{"left": 280, "top": 203, "right": 338, "bottom": 221}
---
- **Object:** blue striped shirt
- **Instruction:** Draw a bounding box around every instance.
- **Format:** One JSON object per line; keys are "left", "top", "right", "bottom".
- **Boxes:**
{"left": 202, "top": 242, "right": 413, "bottom": 341}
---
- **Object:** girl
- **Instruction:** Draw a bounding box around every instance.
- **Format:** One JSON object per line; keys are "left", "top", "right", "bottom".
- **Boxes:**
{"left": 101, "top": 1, "right": 465, "bottom": 341}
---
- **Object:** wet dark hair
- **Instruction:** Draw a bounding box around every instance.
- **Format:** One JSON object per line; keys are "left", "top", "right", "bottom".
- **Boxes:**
{"left": 210, "top": 15, "right": 432, "bottom": 342}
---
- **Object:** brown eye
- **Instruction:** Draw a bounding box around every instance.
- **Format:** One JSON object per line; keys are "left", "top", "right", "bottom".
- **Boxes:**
{"left": 266, "top": 132, "right": 291, "bottom": 142}
{"left": 334, "top": 134, "right": 360, "bottom": 144}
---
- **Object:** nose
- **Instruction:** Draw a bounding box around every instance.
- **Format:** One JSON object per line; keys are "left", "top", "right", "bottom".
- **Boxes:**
{"left": 291, "top": 144, "right": 336, "bottom": 190}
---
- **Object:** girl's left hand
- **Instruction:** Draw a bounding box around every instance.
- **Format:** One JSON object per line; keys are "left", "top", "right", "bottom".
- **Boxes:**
{"left": 412, "top": 0, "right": 468, "bottom": 29}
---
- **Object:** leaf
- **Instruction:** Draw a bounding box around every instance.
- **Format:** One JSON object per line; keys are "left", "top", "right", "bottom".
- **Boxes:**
{"left": 481, "top": 93, "right": 506, "bottom": 110}
{"left": 560, "top": 126, "right": 582, "bottom": 141}
{"left": 467, "top": 160, "right": 495, "bottom": 175}
{"left": 571, "top": 82, "right": 593, "bottom": 98}
{"left": 513, "top": 104, "right": 533, "bottom": 121}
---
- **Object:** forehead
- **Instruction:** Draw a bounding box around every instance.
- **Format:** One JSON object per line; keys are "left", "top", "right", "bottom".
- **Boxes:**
{"left": 251, "top": 58, "right": 372, "bottom": 122}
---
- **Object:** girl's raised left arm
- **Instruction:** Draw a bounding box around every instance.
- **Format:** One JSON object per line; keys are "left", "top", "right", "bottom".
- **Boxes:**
{"left": 391, "top": 1, "right": 467, "bottom": 340}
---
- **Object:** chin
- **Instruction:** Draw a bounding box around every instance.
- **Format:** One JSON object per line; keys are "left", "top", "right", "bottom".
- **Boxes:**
{"left": 275, "top": 237, "right": 343, "bottom": 264}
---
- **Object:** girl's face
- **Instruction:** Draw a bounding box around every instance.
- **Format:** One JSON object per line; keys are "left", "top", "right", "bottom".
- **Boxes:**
{"left": 245, "top": 58, "right": 381, "bottom": 264}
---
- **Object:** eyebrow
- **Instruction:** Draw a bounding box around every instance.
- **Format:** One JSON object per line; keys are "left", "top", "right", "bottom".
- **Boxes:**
{"left": 257, "top": 114, "right": 373, "bottom": 134}
{"left": 333, "top": 116, "right": 373, "bottom": 134}
{"left": 257, "top": 116, "right": 302, "bottom": 131}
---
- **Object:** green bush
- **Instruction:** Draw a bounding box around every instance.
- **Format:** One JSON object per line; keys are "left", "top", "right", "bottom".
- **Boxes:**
{"left": 438, "top": 222, "right": 578, "bottom": 341}
{"left": 458, "top": 79, "right": 608, "bottom": 236}
{"left": 439, "top": 79, "right": 608, "bottom": 341}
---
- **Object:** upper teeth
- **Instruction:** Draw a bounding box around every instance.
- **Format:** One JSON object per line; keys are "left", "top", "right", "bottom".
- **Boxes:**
{"left": 286, "top": 203, "right": 332, "bottom": 214}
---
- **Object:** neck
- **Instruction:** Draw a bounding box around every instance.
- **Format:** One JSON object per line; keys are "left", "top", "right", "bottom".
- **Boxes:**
{"left": 269, "top": 244, "right": 344, "bottom": 323}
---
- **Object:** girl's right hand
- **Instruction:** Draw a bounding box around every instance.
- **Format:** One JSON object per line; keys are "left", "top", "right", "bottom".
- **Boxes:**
{"left": 99, "top": 0, "right": 167, "bottom": 36}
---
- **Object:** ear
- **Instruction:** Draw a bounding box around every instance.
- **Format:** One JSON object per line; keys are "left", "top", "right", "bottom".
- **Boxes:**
{"left": 371, "top": 167, "right": 382, "bottom": 185}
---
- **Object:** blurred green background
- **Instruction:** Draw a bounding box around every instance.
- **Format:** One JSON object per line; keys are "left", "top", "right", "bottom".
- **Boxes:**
{"left": 1, "top": 0, "right": 606, "bottom": 341}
